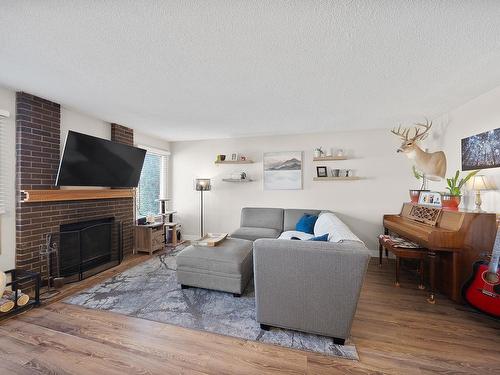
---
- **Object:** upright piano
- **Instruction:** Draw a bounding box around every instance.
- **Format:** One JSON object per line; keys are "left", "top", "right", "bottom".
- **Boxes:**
{"left": 383, "top": 203, "right": 497, "bottom": 302}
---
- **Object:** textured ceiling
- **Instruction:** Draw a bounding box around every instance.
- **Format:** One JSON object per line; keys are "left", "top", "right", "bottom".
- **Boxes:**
{"left": 1, "top": 1, "right": 500, "bottom": 141}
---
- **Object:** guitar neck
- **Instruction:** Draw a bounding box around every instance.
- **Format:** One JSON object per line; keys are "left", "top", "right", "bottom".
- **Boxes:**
{"left": 489, "top": 228, "right": 500, "bottom": 274}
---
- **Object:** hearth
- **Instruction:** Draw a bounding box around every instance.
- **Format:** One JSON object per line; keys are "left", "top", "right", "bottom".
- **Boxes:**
{"left": 58, "top": 217, "right": 123, "bottom": 282}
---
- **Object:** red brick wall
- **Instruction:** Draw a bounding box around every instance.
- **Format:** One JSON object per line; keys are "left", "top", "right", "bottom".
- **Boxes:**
{"left": 16, "top": 92, "right": 60, "bottom": 190}
{"left": 15, "top": 94, "right": 135, "bottom": 280}
{"left": 111, "top": 123, "right": 134, "bottom": 146}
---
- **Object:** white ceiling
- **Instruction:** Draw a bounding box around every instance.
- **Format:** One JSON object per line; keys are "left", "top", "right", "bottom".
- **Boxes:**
{"left": 1, "top": 1, "right": 500, "bottom": 141}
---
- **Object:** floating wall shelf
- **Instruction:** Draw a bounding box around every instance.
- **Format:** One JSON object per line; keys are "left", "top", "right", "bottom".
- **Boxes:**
{"left": 215, "top": 160, "right": 254, "bottom": 165}
{"left": 313, "top": 177, "right": 362, "bottom": 181}
{"left": 313, "top": 156, "right": 348, "bottom": 161}
{"left": 20, "top": 189, "right": 135, "bottom": 203}
{"left": 222, "top": 179, "right": 254, "bottom": 183}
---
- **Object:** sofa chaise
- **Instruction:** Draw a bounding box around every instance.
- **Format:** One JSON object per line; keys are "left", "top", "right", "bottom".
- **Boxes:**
{"left": 231, "top": 207, "right": 371, "bottom": 345}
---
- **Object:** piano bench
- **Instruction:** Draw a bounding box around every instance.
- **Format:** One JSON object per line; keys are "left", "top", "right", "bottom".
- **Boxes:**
{"left": 379, "top": 237, "right": 427, "bottom": 289}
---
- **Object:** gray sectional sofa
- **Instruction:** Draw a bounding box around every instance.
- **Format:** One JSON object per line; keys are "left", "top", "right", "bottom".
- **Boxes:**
{"left": 231, "top": 207, "right": 371, "bottom": 345}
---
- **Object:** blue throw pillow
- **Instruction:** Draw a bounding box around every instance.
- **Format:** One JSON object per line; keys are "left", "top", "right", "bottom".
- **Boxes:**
{"left": 295, "top": 214, "right": 318, "bottom": 234}
{"left": 308, "top": 233, "right": 329, "bottom": 241}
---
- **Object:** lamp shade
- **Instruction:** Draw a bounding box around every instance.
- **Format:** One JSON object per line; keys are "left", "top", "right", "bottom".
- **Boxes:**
{"left": 471, "top": 175, "right": 489, "bottom": 191}
{"left": 195, "top": 178, "right": 212, "bottom": 191}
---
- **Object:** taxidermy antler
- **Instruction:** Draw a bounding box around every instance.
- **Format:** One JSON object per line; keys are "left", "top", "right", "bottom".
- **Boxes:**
{"left": 391, "top": 119, "right": 447, "bottom": 180}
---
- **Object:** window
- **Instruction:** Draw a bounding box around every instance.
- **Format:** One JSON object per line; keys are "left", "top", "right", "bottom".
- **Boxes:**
{"left": 0, "top": 109, "right": 9, "bottom": 214}
{"left": 136, "top": 146, "right": 169, "bottom": 218}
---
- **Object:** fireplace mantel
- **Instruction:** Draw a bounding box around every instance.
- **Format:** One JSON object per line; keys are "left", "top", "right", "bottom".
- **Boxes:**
{"left": 20, "top": 189, "right": 135, "bottom": 203}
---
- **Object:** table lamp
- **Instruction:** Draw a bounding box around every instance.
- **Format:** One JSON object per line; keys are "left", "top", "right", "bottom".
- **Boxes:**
{"left": 195, "top": 178, "right": 211, "bottom": 237}
{"left": 470, "top": 175, "right": 490, "bottom": 212}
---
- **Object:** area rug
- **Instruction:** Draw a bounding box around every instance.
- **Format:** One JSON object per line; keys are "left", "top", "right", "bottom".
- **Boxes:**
{"left": 64, "top": 247, "right": 358, "bottom": 360}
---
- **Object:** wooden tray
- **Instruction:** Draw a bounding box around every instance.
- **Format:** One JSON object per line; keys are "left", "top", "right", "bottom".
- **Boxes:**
{"left": 194, "top": 233, "right": 228, "bottom": 247}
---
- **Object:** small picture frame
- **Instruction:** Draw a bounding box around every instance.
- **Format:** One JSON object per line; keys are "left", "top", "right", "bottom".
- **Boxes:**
{"left": 316, "top": 166, "right": 328, "bottom": 178}
{"left": 418, "top": 191, "right": 442, "bottom": 207}
{"left": 231, "top": 153, "right": 239, "bottom": 161}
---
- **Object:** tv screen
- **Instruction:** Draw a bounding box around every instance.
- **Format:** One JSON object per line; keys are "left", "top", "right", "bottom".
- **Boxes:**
{"left": 56, "top": 131, "right": 146, "bottom": 187}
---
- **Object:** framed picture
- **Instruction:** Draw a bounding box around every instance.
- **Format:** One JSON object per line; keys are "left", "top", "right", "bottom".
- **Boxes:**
{"left": 316, "top": 166, "right": 328, "bottom": 178}
{"left": 418, "top": 191, "right": 442, "bottom": 207}
{"left": 461, "top": 128, "right": 500, "bottom": 170}
{"left": 231, "top": 153, "right": 239, "bottom": 161}
{"left": 263, "top": 151, "right": 303, "bottom": 190}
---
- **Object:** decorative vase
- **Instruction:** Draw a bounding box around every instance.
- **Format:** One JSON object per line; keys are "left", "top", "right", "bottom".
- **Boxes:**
{"left": 314, "top": 150, "right": 321, "bottom": 158}
{"left": 409, "top": 190, "right": 420, "bottom": 203}
{"left": 441, "top": 194, "right": 461, "bottom": 210}
{"left": 409, "top": 189, "right": 429, "bottom": 204}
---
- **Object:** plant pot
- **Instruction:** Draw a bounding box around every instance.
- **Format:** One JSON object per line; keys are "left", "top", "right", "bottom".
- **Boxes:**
{"left": 441, "top": 194, "right": 461, "bottom": 210}
{"left": 314, "top": 150, "right": 321, "bottom": 158}
{"left": 409, "top": 189, "right": 429, "bottom": 204}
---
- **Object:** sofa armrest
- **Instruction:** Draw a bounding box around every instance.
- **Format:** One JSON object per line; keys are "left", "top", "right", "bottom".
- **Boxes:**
{"left": 253, "top": 238, "right": 370, "bottom": 339}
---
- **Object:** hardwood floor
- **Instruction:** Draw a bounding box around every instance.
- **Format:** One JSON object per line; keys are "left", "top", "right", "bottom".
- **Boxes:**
{"left": 0, "top": 255, "right": 499, "bottom": 374}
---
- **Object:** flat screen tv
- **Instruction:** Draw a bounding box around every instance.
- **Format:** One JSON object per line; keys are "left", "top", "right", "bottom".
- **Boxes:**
{"left": 56, "top": 131, "right": 146, "bottom": 187}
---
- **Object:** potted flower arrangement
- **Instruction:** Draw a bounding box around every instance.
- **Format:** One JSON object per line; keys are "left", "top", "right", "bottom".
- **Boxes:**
{"left": 409, "top": 166, "right": 429, "bottom": 203}
{"left": 441, "top": 169, "right": 480, "bottom": 209}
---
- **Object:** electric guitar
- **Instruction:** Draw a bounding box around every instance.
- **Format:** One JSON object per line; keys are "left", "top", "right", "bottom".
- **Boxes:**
{"left": 462, "top": 227, "right": 500, "bottom": 318}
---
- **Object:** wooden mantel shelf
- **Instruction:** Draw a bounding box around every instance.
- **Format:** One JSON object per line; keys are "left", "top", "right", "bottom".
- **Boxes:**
{"left": 20, "top": 189, "right": 135, "bottom": 203}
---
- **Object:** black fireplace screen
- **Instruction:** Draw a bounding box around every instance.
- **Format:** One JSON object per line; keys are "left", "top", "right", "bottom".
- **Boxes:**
{"left": 48, "top": 218, "right": 123, "bottom": 283}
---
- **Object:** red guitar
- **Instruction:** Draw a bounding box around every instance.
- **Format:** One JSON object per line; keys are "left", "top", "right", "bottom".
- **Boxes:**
{"left": 462, "top": 229, "right": 500, "bottom": 319}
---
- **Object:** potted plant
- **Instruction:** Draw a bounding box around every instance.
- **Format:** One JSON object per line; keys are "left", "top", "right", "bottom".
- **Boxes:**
{"left": 441, "top": 169, "right": 480, "bottom": 209}
{"left": 314, "top": 147, "right": 325, "bottom": 158}
{"left": 409, "top": 166, "right": 429, "bottom": 203}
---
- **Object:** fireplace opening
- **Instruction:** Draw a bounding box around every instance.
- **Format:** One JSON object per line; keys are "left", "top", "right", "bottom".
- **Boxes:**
{"left": 58, "top": 217, "right": 123, "bottom": 282}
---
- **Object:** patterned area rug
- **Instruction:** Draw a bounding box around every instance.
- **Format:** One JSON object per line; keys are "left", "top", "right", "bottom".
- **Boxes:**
{"left": 65, "top": 247, "right": 358, "bottom": 360}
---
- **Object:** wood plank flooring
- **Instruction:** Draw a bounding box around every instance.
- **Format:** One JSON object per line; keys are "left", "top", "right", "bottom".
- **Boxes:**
{"left": 0, "top": 255, "right": 499, "bottom": 374}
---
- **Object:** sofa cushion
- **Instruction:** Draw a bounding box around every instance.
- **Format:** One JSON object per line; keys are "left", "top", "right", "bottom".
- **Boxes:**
{"left": 278, "top": 230, "right": 314, "bottom": 241}
{"left": 240, "top": 207, "right": 284, "bottom": 231}
{"left": 283, "top": 209, "right": 321, "bottom": 231}
{"left": 231, "top": 227, "right": 281, "bottom": 241}
{"left": 314, "top": 212, "right": 364, "bottom": 243}
{"left": 295, "top": 214, "right": 318, "bottom": 234}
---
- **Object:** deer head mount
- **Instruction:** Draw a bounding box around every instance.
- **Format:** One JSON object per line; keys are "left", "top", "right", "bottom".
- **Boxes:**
{"left": 391, "top": 119, "right": 447, "bottom": 180}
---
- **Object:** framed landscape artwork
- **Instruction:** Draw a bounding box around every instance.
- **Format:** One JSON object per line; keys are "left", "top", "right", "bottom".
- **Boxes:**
{"left": 263, "top": 151, "right": 303, "bottom": 190}
{"left": 461, "top": 128, "right": 500, "bottom": 170}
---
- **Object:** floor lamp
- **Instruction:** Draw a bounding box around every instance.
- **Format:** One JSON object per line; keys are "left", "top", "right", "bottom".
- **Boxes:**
{"left": 195, "top": 178, "right": 211, "bottom": 237}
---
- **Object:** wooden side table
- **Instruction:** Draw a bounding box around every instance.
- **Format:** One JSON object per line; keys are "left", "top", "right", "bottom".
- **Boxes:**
{"left": 134, "top": 223, "right": 164, "bottom": 255}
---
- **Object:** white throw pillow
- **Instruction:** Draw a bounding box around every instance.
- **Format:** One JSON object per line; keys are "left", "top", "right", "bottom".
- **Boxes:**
{"left": 278, "top": 230, "right": 315, "bottom": 241}
{"left": 314, "top": 212, "right": 363, "bottom": 243}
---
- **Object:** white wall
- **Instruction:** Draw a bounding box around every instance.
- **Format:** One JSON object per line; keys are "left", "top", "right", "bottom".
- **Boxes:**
{"left": 429, "top": 86, "right": 500, "bottom": 212}
{"left": 171, "top": 130, "right": 415, "bottom": 251}
{"left": 135, "top": 131, "right": 170, "bottom": 152}
{"left": 61, "top": 107, "right": 111, "bottom": 150}
{"left": 0, "top": 87, "right": 16, "bottom": 271}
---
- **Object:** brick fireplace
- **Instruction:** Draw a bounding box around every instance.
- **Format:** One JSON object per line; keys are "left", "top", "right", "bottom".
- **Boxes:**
{"left": 15, "top": 92, "right": 134, "bottom": 282}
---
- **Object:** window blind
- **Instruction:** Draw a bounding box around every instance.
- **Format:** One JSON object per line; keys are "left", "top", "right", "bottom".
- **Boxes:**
{"left": 0, "top": 109, "right": 9, "bottom": 214}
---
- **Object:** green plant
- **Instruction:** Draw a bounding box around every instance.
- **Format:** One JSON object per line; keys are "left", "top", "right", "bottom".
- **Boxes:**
{"left": 314, "top": 147, "right": 324, "bottom": 155}
{"left": 445, "top": 170, "right": 480, "bottom": 196}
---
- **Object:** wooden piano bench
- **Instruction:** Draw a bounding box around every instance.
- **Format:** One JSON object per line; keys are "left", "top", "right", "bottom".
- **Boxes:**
{"left": 379, "top": 236, "right": 427, "bottom": 290}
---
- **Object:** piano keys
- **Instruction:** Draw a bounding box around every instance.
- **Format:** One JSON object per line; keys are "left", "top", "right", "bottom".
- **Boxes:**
{"left": 383, "top": 203, "right": 497, "bottom": 302}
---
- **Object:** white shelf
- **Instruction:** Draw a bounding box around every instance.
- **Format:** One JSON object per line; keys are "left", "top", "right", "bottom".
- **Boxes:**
{"left": 313, "top": 176, "right": 362, "bottom": 181}
{"left": 222, "top": 179, "right": 254, "bottom": 183}
{"left": 313, "top": 156, "right": 348, "bottom": 161}
{"left": 215, "top": 160, "right": 254, "bottom": 164}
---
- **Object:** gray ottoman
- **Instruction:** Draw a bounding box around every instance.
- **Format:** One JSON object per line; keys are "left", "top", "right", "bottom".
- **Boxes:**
{"left": 176, "top": 238, "right": 253, "bottom": 296}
